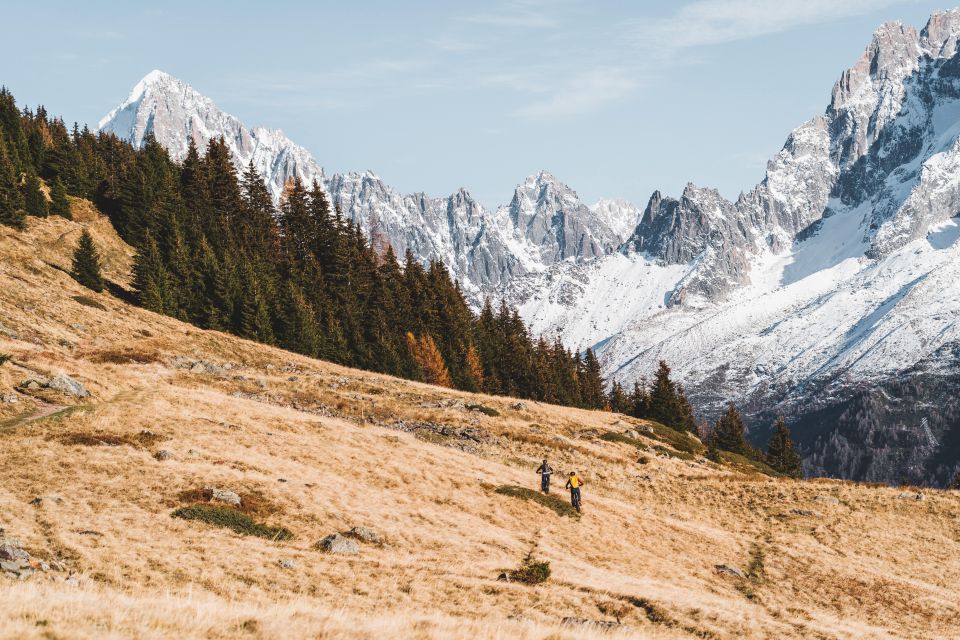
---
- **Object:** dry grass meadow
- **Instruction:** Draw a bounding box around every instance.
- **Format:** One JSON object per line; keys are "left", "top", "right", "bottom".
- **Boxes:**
{"left": 2, "top": 209, "right": 960, "bottom": 639}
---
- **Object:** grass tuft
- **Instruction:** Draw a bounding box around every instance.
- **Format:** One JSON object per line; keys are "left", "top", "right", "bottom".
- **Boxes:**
{"left": 467, "top": 403, "right": 500, "bottom": 417}
{"left": 71, "top": 295, "right": 106, "bottom": 311}
{"left": 494, "top": 485, "right": 579, "bottom": 518}
{"left": 171, "top": 504, "right": 293, "bottom": 540}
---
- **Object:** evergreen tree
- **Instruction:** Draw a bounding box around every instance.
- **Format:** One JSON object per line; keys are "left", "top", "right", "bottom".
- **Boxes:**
{"left": 49, "top": 177, "right": 71, "bottom": 219}
{"left": 71, "top": 229, "right": 104, "bottom": 292}
{"left": 711, "top": 403, "right": 749, "bottom": 455}
{"left": 629, "top": 380, "right": 650, "bottom": 419}
{"left": 0, "top": 137, "right": 24, "bottom": 228}
{"left": 22, "top": 171, "right": 48, "bottom": 217}
{"left": 608, "top": 380, "right": 630, "bottom": 414}
{"left": 949, "top": 470, "right": 960, "bottom": 491}
{"left": 132, "top": 232, "right": 172, "bottom": 313}
{"left": 648, "top": 360, "right": 682, "bottom": 430}
{"left": 766, "top": 416, "right": 803, "bottom": 478}
{"left": 578, "top": 348, "right": 606, "bottom": 409}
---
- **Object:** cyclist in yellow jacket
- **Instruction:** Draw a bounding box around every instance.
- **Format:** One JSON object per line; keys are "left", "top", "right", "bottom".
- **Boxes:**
{"left": 565, "top": 471, "right": 584, "bottom": 513}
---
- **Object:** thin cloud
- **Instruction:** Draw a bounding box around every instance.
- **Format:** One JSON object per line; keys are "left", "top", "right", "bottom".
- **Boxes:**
{"left": 635, "top": 0, "right": 913, "bottom": 50}
{"left": 461, "top": 0, "right": 569, "bottom": 29}
{"left": 515, "top": 68, "right": 638, "bottom": 119}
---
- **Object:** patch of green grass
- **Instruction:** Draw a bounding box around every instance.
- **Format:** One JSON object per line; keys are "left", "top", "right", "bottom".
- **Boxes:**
{"left": 720, "top": 451, "right": 781, "bottom": 477}
{"left": 494, "top": 485, "right": 579, "bottom": 518}
{"left": 601, "top": 431, "right": 697, "bottom": 461}
{"left": 172, "top": 504, "right": 293, "bottom": 540}
{"left": 652, "top": 444, "right": 696, "bottom": 461}
{"left": 467, "top": 403, "right": 500, "bottom": 417}
{"left": 71, "top": 295, "right": 106, "bottom": 311}
{"left": 628, "top": 597, "right": 672, "bottom": 625}
{"left": 510, "top": 558, "right": 551, "bottom": 584}
{"left": 645, "top": 421, "right": 703, "bottom": 455}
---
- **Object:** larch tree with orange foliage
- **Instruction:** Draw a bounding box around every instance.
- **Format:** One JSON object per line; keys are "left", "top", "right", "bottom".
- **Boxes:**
{"left": 406, "top": 332, "right": 453, "bottom": 388}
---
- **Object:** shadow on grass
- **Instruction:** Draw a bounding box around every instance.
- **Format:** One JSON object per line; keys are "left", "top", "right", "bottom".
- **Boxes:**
{"left": 172, "top": 504, "right": 293, "bottom": 541}
{"left": 494, "top": 485, "right": 579, "bottom": 518}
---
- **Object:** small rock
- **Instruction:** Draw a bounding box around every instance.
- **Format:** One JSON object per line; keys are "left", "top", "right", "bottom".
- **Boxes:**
{"left": 813, "top": 495, "right": 840, "bottom": 505}
{"left": 153, "top": 450, "right": 172, "bottom": 461}
{"left": 344, "top": 526, "right": 382, "bottom": 544}
{"left": 624, "top": 429, "right": 640, "bottom": 439}
{"left": 496, "top": 572, "right": 510, "bottom": 582}
{"left": 69, "top": 323, "right": 87, "bottom": 332}
{"left": 511, "top": 401, "right": 527, "bottom": 411}
{"left": 896, "top": 492, "right": 925, "bottom": 501}
{"left": 277, "top": 478, "right": 287, "bottom": 483}
{"left": 278, "top": 559, "right": 296, "bottom": 570}
{"left": 29, "top": 495, "right": 63, "bottom": 506}
{"left": 19, "top": 379, "right": 45, "bottom": 391}
{"left": 789, "top": 508, "right": 819, "bottom": 517}
{"left": 714, "top": 564, "right": 746, "bottom": 579}
{"left": 316, "top": 533, "right": 359, "bottom": 555}
{"left": 0, "top": 544, "right": 29, "bottom": 562}
{"left": 255, "top": 379, "right": 267, "bottom": 389}
{"left": 0, "top": 394, "right": 17, "bottom": 404}
{"left": 287, "top": 376, "right": 298, "bottom": 382}
{"left": 49, "top": 561, "right": 65, "bottom": 572}
{"left": 0, "top": 323, "right": 18, "bottom": 339}
{"left": 207, "top": 487, "right": 241, "bottom": 507}
{"left": 47, "top": 373, "right": 89, "bottom": 398}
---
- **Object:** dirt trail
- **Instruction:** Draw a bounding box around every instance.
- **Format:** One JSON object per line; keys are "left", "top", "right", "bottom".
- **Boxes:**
{"left": 0, "top": 403, "right": 70, "bottom": 434}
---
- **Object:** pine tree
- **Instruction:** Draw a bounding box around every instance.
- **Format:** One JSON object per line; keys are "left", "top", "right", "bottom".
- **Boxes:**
{"left": 608, "top": 381, "right": 630, "bottom": 414}
{"left": 648, "top": 360, "right": 682, "bottom": 430}
{"left": 711, "top": 403, "right": 749, "bottom": 455}
{"left": 406, "top": 332, "right": 452, "bottom": 388}
{"left": 49, "top": 177, "right": 71, "bottom": 219}
{"left": 71, "top": 229, "right": 104, "bottom": 292}
{"left": 766, "top": 416, "right": 803, "bottom": 478}
{"left": 949, "top": 470, "right": 960, "bottom": 491}
{"left": 629, "top": 380, "right": 650, "bottom": 419}
{"left": 22, "top": 171, "right": 48, "bottom": 217}
{"left": 132, "top": 232, "right": 172, "bottom": 313}
{"left": 0, "top": 137, "right": 24, "bottom": 228}
{"left": 578, "top": 348, "right": 606, "bottom": 409}
{"left": 280, "top": 282, "right": 322, "bottom": 357}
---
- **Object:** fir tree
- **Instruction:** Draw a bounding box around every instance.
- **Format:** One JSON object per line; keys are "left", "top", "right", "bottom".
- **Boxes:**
{"left": 71, "top": 229, "right": 104, "bottom": 292}
{"left": 711, "top": 403, "right": 749, "bottom": 455}
{"left": 22, "top": 171, "right": 48, "bottom": 217}
{"left": 0, "top": 137, "right": 24, "bottom": 228}
{"left": 132, "top": 232, "right": 172, "bottom": 313}
{"left": 648, "top": 360, "right": 682, "bottom": 430}
{"left": 49, "top": 177, "right": 71, "bottom": 219}
{"left": 608, "top": 381, "right": 630, "bottom": 414}
{"left": 766, "top": 416, "right": 803, "bottom": 478}
{"left": 578, "top": 348, "right": 606, "bottom": 409}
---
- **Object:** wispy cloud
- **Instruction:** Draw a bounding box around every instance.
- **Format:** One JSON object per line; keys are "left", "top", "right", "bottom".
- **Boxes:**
{"left": 635, "top": 0, "right": 912, "bottom": 50}
{"left": 461, "top": 0, "right": 567, "bottom": 29}
{"left": 515, "top": 68, "right": 638, "bottom": 118}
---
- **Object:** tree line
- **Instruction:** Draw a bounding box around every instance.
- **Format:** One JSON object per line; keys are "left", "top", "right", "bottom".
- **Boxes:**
{"left": 0, "top": 87, "right": 608, "bottom": 407}
{"left": 0, "top": 86, "right": 804, "bottom": 476}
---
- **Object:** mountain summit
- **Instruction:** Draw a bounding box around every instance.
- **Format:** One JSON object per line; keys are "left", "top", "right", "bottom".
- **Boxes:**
{"left": 98, "top": 76, "right": 639, "bottom": 298}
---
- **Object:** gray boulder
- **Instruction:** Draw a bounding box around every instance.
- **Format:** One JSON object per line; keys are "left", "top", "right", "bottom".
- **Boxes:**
{"left": 896, "top": 492, "right": 925, "bottom": 501}
{"left": 207, "top": 487, "right": 241, "bottom": 507}
{"left": 0, "top": 394, "right": 17, "bottom": 404}
{"left": 344, "top": 526, "right": 382, "bottom": 544}
{"left": 47, "top": 373, "right": 89, "bottom": 398}
{"left": 714, "top": 564, "right": 746, "bottom": 579}
{"left": 278, "top": 558, "right": 296, "bottom": 570}
{"left": 153, "top": 450, "right": 172, "bottom": 461}
{"left": 316, "top": 533, "right": 359, "bottom": 555}
{"left": 813, "top": 495, "right": 840, "bottom": 505}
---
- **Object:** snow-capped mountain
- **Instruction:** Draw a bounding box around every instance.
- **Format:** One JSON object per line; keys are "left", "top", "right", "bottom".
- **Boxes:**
{"left": 98, "top": 70, "right": 325, "bottom": 202}
{"left": 98, "top": 73, "right": 637, "bottom": 298}
{"left": 99, "top": 8, "right": 960, "bottom": 485}
{"left": 511, "top": 9, "right": 960, "bottom": 485}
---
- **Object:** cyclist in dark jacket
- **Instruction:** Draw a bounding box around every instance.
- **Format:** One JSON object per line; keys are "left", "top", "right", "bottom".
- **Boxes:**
{"left": 536, "top": 459, "right": 553, "bottom": 494}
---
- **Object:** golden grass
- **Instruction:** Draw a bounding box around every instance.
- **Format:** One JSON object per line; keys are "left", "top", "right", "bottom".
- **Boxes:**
{"left": 1, "top": 214, "right": 960, "bottom": 639}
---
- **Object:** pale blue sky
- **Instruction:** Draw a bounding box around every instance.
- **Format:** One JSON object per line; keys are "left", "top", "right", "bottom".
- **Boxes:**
{"left": 0, "top": 0, "right": 949, "bottom": 208}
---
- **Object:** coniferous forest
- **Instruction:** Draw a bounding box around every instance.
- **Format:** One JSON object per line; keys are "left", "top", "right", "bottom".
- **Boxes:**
{"left": 0, "top": 86, "right": 807, "bottom": 469}
{"left": 0, "top": 88, "right": 612, "bottom": 407}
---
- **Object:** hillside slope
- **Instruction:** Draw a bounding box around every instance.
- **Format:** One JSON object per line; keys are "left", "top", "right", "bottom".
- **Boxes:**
{"left": 2, "top": 213, "right": 960, "bottom": 639}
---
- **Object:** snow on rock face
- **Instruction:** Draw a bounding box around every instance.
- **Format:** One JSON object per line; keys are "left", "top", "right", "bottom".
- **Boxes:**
{"left": 98, "top": 70, "right": 324, "bottom": 203}
{"left": 98, "top": 75, "right": 635, "bottom": 299}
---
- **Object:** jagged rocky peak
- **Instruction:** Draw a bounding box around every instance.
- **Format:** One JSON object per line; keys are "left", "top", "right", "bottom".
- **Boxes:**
{"left": 921, "top": 8, "right": 960, "bottom": 57}
{"left": 98, "top": 70, "right": 324, "bottom": 202}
